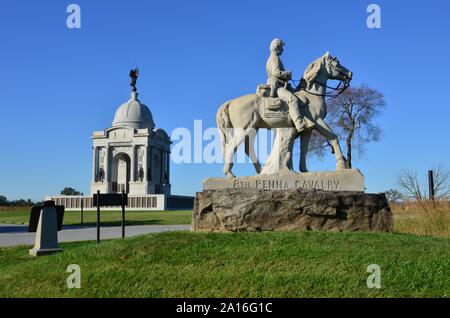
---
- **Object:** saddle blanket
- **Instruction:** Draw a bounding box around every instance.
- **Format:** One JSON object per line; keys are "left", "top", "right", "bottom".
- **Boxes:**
{"left": 256, "top": 84, "right": 289, "bottom": 120}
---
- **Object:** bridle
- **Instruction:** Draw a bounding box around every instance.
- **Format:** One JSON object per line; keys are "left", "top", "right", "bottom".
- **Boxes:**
{"left": 292, "top": 77, "right": 350, "bottom": 98}
{"left": 292, "top": 60, "right": 351, "bottom": 98}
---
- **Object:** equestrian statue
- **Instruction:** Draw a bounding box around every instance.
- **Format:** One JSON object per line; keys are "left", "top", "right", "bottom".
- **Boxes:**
{"left": 216, "top": 39, "right": 353, "bottom": 178}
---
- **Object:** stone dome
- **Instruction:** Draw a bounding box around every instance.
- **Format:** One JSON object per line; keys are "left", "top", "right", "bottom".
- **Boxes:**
{"left": 112, "top": 91, "right": 155, "bottom": 129}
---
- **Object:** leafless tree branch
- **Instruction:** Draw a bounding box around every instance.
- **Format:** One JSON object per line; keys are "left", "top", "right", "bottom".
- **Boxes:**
{"left": 397, "top": 169, "right": 424, "bottom": 201}
{"left": 308, "top": 85, "right": 386, "bottom": 168}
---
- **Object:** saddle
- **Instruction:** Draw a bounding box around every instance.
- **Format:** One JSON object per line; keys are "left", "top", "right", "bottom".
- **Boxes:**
{"left": 256, "top": 84, "right": 289, "bottom": 120}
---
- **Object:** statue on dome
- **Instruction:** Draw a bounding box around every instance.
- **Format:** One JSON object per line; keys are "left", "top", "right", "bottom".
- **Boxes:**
{"left": 129, "top": 68, "right": 139, "bottom": 91}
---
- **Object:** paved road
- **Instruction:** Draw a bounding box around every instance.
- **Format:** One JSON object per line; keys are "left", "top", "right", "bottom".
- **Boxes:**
{"left": 0, "top": 223, "right": 191, "bottom": 247}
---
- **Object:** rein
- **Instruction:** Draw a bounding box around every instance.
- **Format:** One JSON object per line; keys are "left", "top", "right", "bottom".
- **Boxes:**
{"left": 292, "top": 78, "right": 350, "bottom": 98}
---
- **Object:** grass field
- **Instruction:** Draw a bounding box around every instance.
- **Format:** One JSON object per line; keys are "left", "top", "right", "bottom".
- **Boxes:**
{"left": 391, "top": 200, "right": 450, "bottom": 239}
{"left": 0, "top": 209, "right": 192, "bottom": 226}
{"left": 1, "top": 201, "right": 448, "bottom": 298}
{"left": 0, "top": 231, "right": 449, "bottom": 297}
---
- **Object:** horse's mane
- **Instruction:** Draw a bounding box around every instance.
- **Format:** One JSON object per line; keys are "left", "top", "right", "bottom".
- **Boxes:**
{"left": 294, "top": 56, "right": 324, "bottom": 92}
{"left": 303, "top": 56, "right": 324, "bottom": 86}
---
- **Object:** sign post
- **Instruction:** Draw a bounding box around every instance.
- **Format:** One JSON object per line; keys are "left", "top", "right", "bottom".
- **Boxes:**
{"left": 122, "top": 190, "right": 126, "bottom": 238}
{"left": 96, "top": 190, "right": 100, "bottom": 243}
{"left": 93, "top": 191, "right": 128, "bottom": 243}
{"left": 428, "top": 170, "right": 435, "bottom": 200}
{"left": 80, "top": 193, "right": 84, "bottom": 225}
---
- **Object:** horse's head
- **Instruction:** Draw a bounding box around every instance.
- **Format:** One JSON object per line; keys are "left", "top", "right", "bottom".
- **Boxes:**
{"left": 324, "top": 52, "right": 352, "bottom": 83}
{"left": 303, "top": 52, "right": 353, "bottom": 89}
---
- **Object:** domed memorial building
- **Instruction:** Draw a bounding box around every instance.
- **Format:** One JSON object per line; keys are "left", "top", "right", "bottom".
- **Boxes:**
{"left": 91, "top": 90, "right": 170, "bottom": 196}
{"left": 48, "top": 70, "right": 193, "bottom": 210}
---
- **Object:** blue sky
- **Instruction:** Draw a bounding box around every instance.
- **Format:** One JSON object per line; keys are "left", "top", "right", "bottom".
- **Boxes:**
{"left": 0, "top": 0, "right": 449, "bottom": 200}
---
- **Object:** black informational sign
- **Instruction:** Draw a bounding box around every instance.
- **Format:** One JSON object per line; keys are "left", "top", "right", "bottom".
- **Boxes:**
{"left": 93, "top": 193, "right": 128, "bottom": 207}
{"left": 28, "top": 201, "right": 65, "bottom": 232}
{"left": 94, "top": 191, "right": 128, "bottom": 243}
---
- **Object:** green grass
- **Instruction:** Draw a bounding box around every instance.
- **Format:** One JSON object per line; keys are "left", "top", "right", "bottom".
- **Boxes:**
{"left": 0, "top": 231, "right": 449, "bottom": 297}
{"left": 0, "top": 210, "right": 192, "bottom": 227}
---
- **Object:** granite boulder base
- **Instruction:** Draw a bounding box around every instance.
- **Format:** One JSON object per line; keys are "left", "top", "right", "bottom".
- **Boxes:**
{"left": 193, "top": 188, "right": 393, "bottom": 233}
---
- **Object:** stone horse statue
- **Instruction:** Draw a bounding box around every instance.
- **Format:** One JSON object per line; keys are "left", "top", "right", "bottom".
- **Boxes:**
{"left": 216, "top": 52, "right": 353, "bottom": 178}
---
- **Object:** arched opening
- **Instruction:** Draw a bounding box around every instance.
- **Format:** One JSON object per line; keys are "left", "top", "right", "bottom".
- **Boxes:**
{"left": 111, "top": 153, "right": 131, "bottom": 193}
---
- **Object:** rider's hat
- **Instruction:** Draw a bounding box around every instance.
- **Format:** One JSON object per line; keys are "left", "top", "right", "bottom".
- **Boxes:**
{"left": 270, "top": 38, "right": 285, "bottom": 52}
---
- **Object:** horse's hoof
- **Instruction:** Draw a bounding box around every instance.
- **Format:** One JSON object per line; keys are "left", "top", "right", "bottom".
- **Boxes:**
{"left": 225, "top": 172, "right": 236, "bottom": 178}
{"left": 300, "top": 164, "right": 309, "bottom": 173}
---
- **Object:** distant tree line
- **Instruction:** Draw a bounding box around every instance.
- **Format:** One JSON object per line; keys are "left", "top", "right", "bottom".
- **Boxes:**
{"left": 0, "top": 187, "right": 82, "bottom": 207}
{"left": 0, "top": 195, "right": 37, "bottom": 207}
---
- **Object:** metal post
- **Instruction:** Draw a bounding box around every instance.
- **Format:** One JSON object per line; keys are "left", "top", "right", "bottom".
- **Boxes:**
{"left": 121, "top": 190, "right": 126, "bottom": 238}
{"left": 97, "top": 190, "right": 100, "bottom": 243}
{"left": 428, "top": 170, "right": 435, "bottom": 200}
{"left": 80, "top": 193, "right": 84, "bottom": 225}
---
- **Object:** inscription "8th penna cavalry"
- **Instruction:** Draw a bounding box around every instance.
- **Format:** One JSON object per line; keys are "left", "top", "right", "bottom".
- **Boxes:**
{"left": 233, "top": 179, "right": 340, "bottom": 190}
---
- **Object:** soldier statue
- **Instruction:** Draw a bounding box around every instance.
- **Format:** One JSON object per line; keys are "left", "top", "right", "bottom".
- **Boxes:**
{"left": 266, "top": 39, "right": 308, "bottom": 133}
{"left": 129, "top": 68, "right": 139, "bottom": 91}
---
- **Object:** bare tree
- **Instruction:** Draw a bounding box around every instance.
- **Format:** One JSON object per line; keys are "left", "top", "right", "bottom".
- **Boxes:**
{"left": 432, "top": 163, "right": 450, "bottom": 199}
{"left": 396, "top": 165, "right": 449, "bottom": 201}
{"left": 396, "top": 169, "right": 425, "bottom": 201}
{"left": 308, "top": 85, "right": 386, "bottom": 168}
{"left": 385, "top": 189, "right": 403, "bottom": 203}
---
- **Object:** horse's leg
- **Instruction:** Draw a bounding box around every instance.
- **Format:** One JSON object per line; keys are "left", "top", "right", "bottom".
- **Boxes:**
{"left": 299, "top": 130, "right": 312, "bottom": 172}
{"left": 224, "top": 127, "right": 251, "bottom": 178}
{"left": 223, "top": 96, "right": 261, "bottom": 177}
{"left": 223, "top": 128, "right": 236, "bottom": 178}
{"left": 313, "top": 118, "right": 347, "bottom": 170}
{"left": 244, "top": 128, "right": 262, "bottom": 174}
{"left": 223, "top": 156, "right": 235, "bottom": 178}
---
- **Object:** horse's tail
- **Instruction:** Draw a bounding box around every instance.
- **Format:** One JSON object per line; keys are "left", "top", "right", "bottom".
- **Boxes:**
{"left": 216, "top": 101, "right": 232, "bottom": 158}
